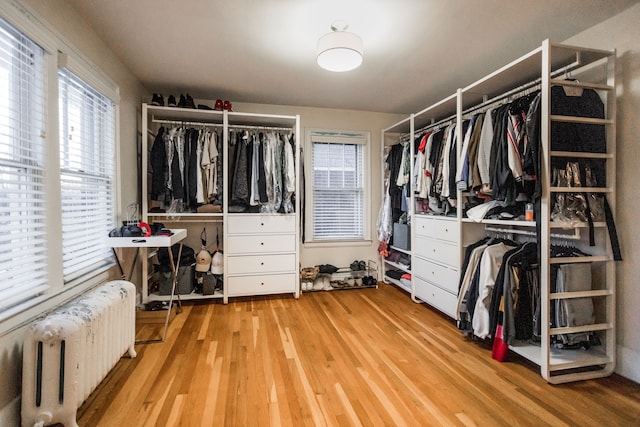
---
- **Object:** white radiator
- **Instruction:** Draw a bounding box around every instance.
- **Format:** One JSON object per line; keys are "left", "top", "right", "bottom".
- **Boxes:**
{"left": 21, "top": 280, "right": 137, "bottom": 427}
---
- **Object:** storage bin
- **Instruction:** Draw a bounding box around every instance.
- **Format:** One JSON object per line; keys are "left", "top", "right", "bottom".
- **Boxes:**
{"left": 393, "top": 223, "right": 411, "bottom": 250}
{"left": 159, "top": 265, "right": 195, "bottom": 295}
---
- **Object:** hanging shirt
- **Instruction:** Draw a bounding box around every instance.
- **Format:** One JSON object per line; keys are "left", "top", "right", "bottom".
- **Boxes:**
{"left": 472, "top": 242, "right": 516, "bottom": 339}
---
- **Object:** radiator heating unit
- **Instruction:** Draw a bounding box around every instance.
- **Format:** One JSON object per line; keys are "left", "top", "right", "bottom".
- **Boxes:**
{"left": 21, "top": 280, "right": 137, "bottom": 427}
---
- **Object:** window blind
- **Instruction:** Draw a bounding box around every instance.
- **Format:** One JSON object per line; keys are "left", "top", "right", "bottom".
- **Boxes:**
{"left": 0, "top": 17, "right": 48, "bottom": 311}
{"left": 58, "top": 67, "right": 115, "bottom": 284}
{"left": 312, "top": 141, "right": 364, "bottom": 240}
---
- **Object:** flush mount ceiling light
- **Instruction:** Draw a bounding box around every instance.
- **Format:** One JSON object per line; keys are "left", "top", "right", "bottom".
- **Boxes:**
{"left": 316, "top": 21, "right": 364, "bottom": 72}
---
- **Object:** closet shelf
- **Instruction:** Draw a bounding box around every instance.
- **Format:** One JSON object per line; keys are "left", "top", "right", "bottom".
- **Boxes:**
{"left": 148, "top": 212, "right": 224, "bottom": 218}
{"left": 550, "top": 151, "right": 613, "bottom": 159}
{"left": 149, "top": 106, "right": 224, "bottom": 123}
{"left": 550, "top": 115, "right": 614, "bottom": 125}
{"left": 462, "top": 218, "right": 535, "bottom": 227}
{"left": 550, "top": 322, "right": 613, "bottom": 335}
{"left": 390, "top": 245, "right": 411, "bottom": 255}
{"left": 548, "top": 353, "right": 613, "bottom": 372}
{"left": 549, "top": 186, "right": 612, "bottom": 193}
{"left": 549, "top": 78, "right": 614, "bottom": 91}
{"left": 383, "top": 276, "right": 411, "bottom": 293}
{"left": 550, "top": 255, "right": 612, "bottom": 264}
{"left": 384, "top": 260, "right": 411, "bottom": 273}
{"left": 147, "top": 291, "right": 224, "bottom": 302}
{"left": 550, "top": 289, "right": 612, "bottom": 299}
{"left": 509, "top": 343, "right": 612, "bottom": 369}
{"left": 550, "top": 221, "right": 606, "bottom": 229}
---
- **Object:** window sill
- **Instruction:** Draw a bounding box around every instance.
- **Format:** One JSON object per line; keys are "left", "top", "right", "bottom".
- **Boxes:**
{"left": 303, "top": 239, "right": 372, "bottom": 249}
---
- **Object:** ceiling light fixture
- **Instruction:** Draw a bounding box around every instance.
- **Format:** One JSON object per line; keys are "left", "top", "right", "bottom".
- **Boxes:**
{"left": 316, "top": 21, "right": 363, "bottom": 72}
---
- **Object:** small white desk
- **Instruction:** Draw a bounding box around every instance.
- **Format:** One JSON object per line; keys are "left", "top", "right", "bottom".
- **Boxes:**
{"left": 109, "top": 229, "right": 187, "bottom": 343}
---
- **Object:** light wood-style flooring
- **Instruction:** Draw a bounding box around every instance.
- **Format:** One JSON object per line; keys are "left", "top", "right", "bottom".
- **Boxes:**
{"left": 78, "top": 282, "right": 640, "bottom": 426}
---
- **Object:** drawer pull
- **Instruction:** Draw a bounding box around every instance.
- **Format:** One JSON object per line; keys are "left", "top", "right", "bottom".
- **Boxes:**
{"left": 260, "top": 242, "right": 264, "bottom": 245}
{"left": 261, "top": 262, "right": 264, "bottom": 265}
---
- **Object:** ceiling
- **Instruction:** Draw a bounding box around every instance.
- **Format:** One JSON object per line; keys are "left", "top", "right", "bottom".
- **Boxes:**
{"left": 65, "top": 0, "right": 638, "bottom": 115}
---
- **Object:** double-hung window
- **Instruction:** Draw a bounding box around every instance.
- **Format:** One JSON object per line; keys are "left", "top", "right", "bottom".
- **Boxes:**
{"left": 0, "top": 5, "right": 119, "bottom": 320}
{"left": 309, "top": 130, "right": 369, "bottom": 241}
{"left": 0, "top": 17, "right": 48, "bottom": 311}
{"left": 58, "top": 67, "right": 116, "bottom": 285}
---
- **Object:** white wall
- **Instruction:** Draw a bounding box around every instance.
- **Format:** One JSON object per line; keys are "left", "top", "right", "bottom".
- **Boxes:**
{"left": 0, "top": 1, "right": 146, "bottom": 425}
{"left": 563, "top": 3, "right": 640, "bottom": 383}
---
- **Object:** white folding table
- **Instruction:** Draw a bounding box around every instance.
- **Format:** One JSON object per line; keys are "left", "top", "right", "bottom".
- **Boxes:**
{"left": 108, "top": 228, "right": 187, "bottom": 343}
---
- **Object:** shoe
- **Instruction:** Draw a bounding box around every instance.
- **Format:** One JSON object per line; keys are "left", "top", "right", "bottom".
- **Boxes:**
{"left": 150, "top": 93, "right": 164, "bottom": 106}
{"left": 214, "top": 99, "right": 223, "bottom": 110}
{"left": 358, "top": 260, "right": 366, "bottom": 271}
{"left": 185, "top": 93, "right": 196, "bottom": 109}
{"left": 350, "top": 261, "right": 359, "bottom": 271}
{"left": 167, "top": 95, "right": 177, "bottom": 107}
{"left": 365, "top": 276, "right": 377, "bottom": 286}
{"left": 178, "top": 94, "right": 187, "bottom": 108}
{"left": 318, "top": 264, "right": 338, "bottom": 274}
{"left": 223, "top": 100, "right": 233, "bottom": 111}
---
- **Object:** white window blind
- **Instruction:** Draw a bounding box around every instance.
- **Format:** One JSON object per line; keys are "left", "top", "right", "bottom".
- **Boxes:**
{"left": 312, "top": 134, "right": 365, "bottom": 240}
{"left": 0, "top": 17, "right": 48, "bottom": 311}
{"left": 58, "top": 67, "right": 115, "bottom": 284}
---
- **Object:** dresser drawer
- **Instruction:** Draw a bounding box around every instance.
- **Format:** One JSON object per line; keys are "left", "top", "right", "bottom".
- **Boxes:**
{"left": 414, "top": 257, "right": 459, "bottom": 294}
{"left": 433, "top": 219, "right": 459, "bottom": 243}
{"left": 414, "top": 215, "right": 435, "bottom": 237}
{"left": 227, "top": 253, "right": 296, "bottom": 275}
{"left": 414, "top": 236, "right": 459, "bottom": 268}
{"left": 413, "top": 276, "right": 457, "bottom": 318}
{"left": 227, "top": 273, "right": 297, "bottom": 297}
{"left": 227, "top": 214, "right": 295, "bottom": 235}
{"left": 227, "top": 234, "right": 296, "bottom": 254}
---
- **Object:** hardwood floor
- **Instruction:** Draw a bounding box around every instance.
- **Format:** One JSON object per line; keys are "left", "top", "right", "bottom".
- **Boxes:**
{"left": 77, "top": 282, "right": 640, "bottom": 426}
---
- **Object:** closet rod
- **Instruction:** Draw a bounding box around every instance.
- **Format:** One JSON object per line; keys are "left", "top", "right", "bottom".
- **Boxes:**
{"left": 485, "top": 225, "right": 581, "bottom": 240}
{"left": 416, "top": 114, "right": 456, "bottom": 136}
{"left": 228, "top": 124, "right": 293, "bottom": 132}
{"left": 392, "top": 113, "right": 456, "bottom": 144}
{"left": 461, "top": 61, "right": 578, "bottom": 117}
{"left": 462, "top": 80, "right": 541, "bottom": 117}
{"left": 152, "top": 118, "right": 223, "bottom": 127}
{"left": 152, "top": 118, "right": 293, "bottom": 132}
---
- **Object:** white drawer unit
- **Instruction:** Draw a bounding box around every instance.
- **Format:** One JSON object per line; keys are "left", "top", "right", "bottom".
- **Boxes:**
{"left": 414, "top": 236, "right": 459, "bottom": 268}
{"left": 227, "top": 273, "right": 297, "bottom": 297}
{"left": 227, "top": 214, "right": 295, "bottom": 235}
{"left": 413, "top": 257, "right": 458, "bottom": 295}
{"left": 227, "top": 253, "right": 296, "bottom": 275}
{"left": 412, "top": 216, "right": 461, "bottom": 319}
{"left": 227, "top": 234, "right": 296, "bottom": 254}
{"left": 434, "top": 220, "right": 459, "bottom": 242}
{"left": 414, "top": 215, "right": 435, "bottom": 237}
{"left": 225, "top": 212, "right": 299, "bottom": 301}
{"left": 413, "top": 276, "right": 458, "bottom": 318}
